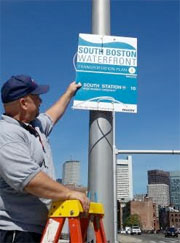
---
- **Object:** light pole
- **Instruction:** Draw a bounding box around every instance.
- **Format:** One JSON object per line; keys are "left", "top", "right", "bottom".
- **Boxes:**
{"left": 88, "top": 0, "right": 115, "bottom": 242}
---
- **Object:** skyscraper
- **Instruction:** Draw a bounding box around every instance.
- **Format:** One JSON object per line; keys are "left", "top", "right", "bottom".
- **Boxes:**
{"left": 62, "top": 160, "right": 80, "bottom": 186}
{"left": 169, "top": 171, "right": 180, "bottom": 210}
{"left": 147, "top": 170, "right": 170, "bottom": 208}
{"left": 116, "top": 156, "right": 133, "bottom": 202}
{"left": 147, "top": 184, "right": 170, "bottom": 207}
{"left": 148, "top": 170, "right": 170, "bottom": 186}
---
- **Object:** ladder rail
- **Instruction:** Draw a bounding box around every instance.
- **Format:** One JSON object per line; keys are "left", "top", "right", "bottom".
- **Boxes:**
{"left": 68, "top": 217, "right": 83, "bottom": 243}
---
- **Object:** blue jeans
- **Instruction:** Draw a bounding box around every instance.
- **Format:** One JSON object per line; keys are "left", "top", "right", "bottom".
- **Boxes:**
{"left": 0, "top": 230, "right": 42, "bottom": 243}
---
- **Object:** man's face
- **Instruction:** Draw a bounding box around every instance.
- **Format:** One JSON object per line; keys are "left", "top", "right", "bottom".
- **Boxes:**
{"left": 23, "top": 94, "right": 42, "bottom": 121}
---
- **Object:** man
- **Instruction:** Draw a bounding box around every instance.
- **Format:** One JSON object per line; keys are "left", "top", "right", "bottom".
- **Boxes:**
{"left": 0, "top": 75, "right": 90, "bottom": 243}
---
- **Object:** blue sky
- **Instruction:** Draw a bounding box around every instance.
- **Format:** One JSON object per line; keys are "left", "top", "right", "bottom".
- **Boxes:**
{"left": 0, "top": 0, "right": 179, "bottom": 194}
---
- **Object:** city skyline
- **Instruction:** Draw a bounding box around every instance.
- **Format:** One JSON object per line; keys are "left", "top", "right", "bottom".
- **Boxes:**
{"left": 60, "top": 157, "right": 180, "bottom": 204}
{"left": 1, "top": 0, "right": 179, "bottom": 194}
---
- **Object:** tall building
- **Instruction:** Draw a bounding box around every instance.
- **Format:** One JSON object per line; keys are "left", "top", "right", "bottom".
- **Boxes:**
{"left": 148, "top": 170, "right": 170, "bottom": 186}
{"left": 62, "top": 160, "right": 80, "bottom": 185}
{"left": 147, "top": 170, "right": 170, "bottom": 209}
{"left": 116, "top": 156, "right": 133, "bottom": 202}
{"left": 147, "top": 184, "right": 170, "bottom": 207}
{"left": 169, "top": 171, "right": 180, "bottom": 210}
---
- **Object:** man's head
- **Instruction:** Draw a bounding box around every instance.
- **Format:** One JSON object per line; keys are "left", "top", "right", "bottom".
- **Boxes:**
{"left": 1, "top": 75, "right": 49, "bottom": 104}
{"left": 1, "top": 75, "right": 49, "bottom": 122}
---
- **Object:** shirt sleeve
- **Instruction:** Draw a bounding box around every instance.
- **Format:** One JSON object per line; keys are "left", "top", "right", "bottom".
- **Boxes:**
{"left": 0, "top": 141, "right": 41, "bottom": 192}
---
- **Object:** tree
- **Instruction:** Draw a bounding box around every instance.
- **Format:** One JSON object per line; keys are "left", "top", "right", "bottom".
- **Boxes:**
{"left": 124, "top": 214, "right": 141, "bottom": 227}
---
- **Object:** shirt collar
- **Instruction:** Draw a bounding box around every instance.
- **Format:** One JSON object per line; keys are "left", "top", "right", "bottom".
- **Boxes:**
{"left": 1, "top": 114, "right": 21, "bottom": 126}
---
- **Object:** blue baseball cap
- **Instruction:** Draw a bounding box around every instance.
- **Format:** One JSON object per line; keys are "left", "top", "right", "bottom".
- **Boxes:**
{"left": 1, "top": 75, "right": 49, "bottom": 103}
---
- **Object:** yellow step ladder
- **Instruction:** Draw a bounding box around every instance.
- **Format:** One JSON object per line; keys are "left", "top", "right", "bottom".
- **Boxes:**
{"left": 40, "top": 200, "right": 107, "bottom": 243}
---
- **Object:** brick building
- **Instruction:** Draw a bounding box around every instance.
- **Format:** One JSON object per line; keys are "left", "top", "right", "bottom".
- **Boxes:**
{"left": 159, "top": 207, "right": 180, "bottom": 230}
{"left": 169, "top": 211, "right": 180, "bottom": 228}
{"left": 130, "top": 198, "right": 159, "bottom": 231}
{"left": 121, "top": 197, "right": 159, "bottom": 232}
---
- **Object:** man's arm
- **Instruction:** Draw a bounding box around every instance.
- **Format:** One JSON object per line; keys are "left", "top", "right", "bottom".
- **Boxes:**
{"left": 25, "top": 171, "right": 90, "bottom": 212}
{"left": 45, "top": 82, "right": 81, "bottom": 124}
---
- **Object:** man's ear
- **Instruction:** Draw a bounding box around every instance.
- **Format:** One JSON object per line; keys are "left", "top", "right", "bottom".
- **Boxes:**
{"left": 19, "top": 97, "right": 27, "bottom": 110}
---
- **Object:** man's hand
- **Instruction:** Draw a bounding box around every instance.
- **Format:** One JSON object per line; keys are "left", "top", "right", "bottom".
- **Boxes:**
{"left": 65, "top": 81, "right": 82, "bottom": 98}
{"left": 67, "top": 190, "right": 90, "bottom": 213}
{"left": 45, "top": 81, "right": 82, "bottom": 124}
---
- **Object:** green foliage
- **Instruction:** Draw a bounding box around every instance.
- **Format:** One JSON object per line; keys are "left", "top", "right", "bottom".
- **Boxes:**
{"left": 124, "top": 214, "right": 141, "bottom": 227}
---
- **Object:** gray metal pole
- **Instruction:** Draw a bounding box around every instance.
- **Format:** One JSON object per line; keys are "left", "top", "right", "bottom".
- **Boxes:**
{"left": 92, "top": 0, "right": 110, "bottom": 35}
{"left": 113, "top": 111, "right": 118, "bottom": 242}
{"left": 116, "top": 150, "right": 180, "bottom": 155}
{"left": 88, "top": 0, "right": 115, "bottom": 242}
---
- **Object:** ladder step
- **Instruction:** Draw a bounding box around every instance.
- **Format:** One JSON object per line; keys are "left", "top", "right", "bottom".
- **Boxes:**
{"left": 48, "top": 199, "right": 104, "bottom": 217}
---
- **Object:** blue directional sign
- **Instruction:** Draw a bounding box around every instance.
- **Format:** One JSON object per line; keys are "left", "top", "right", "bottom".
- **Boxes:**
{"left": 73, "top": 33, "right": 137, "bottom": 113}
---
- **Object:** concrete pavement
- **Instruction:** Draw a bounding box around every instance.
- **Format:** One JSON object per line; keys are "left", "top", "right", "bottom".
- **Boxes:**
{"left": 118, "top": 234, "right": 142, "bottom": 243}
